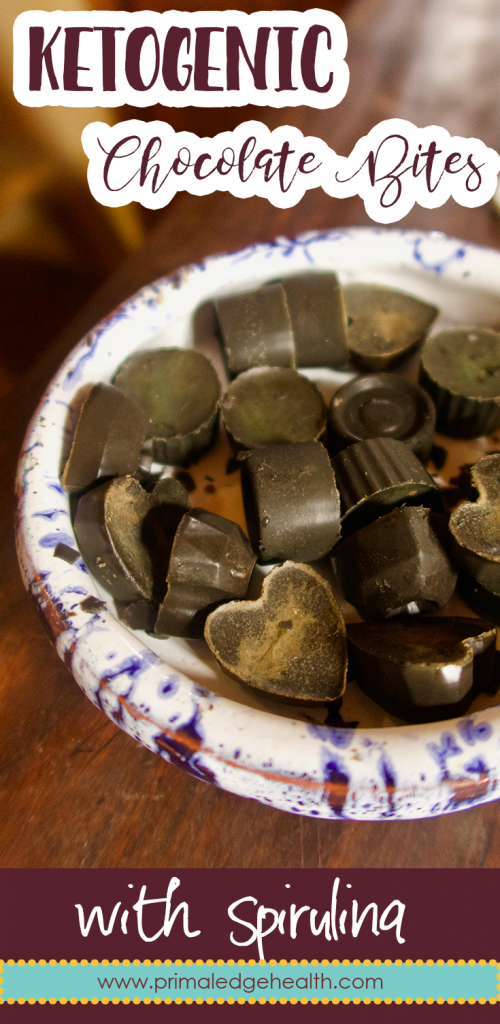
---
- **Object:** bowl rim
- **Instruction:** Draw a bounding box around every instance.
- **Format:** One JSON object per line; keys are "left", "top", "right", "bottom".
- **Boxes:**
{"left": 15, "top": 225, "right": 500, "bottom": 821}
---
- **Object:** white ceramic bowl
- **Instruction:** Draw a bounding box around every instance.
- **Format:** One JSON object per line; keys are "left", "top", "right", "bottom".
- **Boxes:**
{"left": 16, "top": 227, "right": 500, "bottom": 820}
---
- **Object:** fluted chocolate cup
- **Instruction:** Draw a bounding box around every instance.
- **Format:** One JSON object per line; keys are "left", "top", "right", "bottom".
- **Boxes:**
{"left": 113, "top": 348, "right": 222, "bottom": 465}
{"left": 333, "top": 436, "right": 442, "bottom": 537}
{"left": 328, "top": 373, "right": 436, "bottom": 461}
{"left": 221, "top": 366, "right": 327, "bottom": 450}
{"left": 419, "top": 328, "right": 500, "bottom": 437}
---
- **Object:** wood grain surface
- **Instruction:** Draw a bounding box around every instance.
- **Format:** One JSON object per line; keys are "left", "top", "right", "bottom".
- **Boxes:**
{"left": 3, "top": 0, "right": 500, "bottom": 868}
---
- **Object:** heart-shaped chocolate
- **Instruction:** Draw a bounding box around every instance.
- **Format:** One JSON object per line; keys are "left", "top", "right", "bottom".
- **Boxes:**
{"left": 204, "top": 561, "right": 347, "bottom": 705}
{"left": 449, "top": 453, "right": 500, "bottom": 594}
{"left": 74, "top": 475, "right": 190, "bottom": 603}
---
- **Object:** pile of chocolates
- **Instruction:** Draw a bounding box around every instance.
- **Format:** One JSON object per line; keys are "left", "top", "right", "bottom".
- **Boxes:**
{"left": 60, "top": 270, "right": 500, "bottom": 724}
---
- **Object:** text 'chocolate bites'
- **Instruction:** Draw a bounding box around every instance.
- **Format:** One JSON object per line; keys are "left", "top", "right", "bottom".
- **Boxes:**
{"left": 74, "top": 475, "right": 190, "bottom": 603}
{"left": 155, "top": 508, "right": 257, "bottom": 639}
{"left": 205, "top": 561, "right": 347, "bottom": 706}
{"left": 420, "top": 328, "right": 500, "bottom": 437}
{"left": 113, "top": 348, "right": 222, "bottom": 465}
{"left": 333, "top": 505, "right": 457, "bottom": 619}
{"left": 450, "top": 452, "right": 500, "bottom": 594}
{"left": 347, "top": 617, "right": 496, "bottom": 722}
{"left": 62, "top": 382, "right": 150, "bottom": 494}
{"left": 344, "top": 283, "right": 439, "bottom": 371}
{"left": 241, "top": 440, "right": 341, "bottom": 563}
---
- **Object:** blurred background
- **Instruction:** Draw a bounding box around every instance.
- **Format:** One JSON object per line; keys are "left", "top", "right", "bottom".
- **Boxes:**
{"left": 1, "top": 0, "right": 499, "bottom": 399}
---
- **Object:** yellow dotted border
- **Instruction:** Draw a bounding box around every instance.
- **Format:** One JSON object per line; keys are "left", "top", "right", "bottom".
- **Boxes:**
{"left": 0, "top": 959, "right": 497, "bottom": 1005}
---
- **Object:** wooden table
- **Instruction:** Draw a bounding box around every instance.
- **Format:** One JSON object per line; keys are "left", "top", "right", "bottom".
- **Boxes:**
{"left": 3, "top": 0, "right": 500, "bottom": 868}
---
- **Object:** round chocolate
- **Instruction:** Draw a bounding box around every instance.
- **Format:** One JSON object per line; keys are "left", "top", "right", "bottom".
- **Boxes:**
{"left": 347, "top": 618, "right": 496, "bottom": 722}
{"left": 420, "top": 328, "right": 500, "bottom": 437}
{"left": 155, "top": 508, "right": 257, "bottom": 639}
{"left": 277, "top": 271, "right": 349, "bottom": 368}
{"left": 214, "top": 284, "right": 295, "bottom": 377}
{"left": 332, "top": 437, "right": 442, "bottom": 537}
{"left": 113, "top": 348, "right": 222, "bottom": 465}
{"left": 221, "top": 367, "right": 327, "bottom": 449}
{"left": 344, "top": 283, "right": 439, "bottom": 371}
{"left": 328, "top": 373, "right": 436, "bottom": 460}
{"left": 62, "top": 383, "right": 149, "bottom": 493}
{"left": 241, "top": 441, "right": 341, "bottom": 563}
{"left": 333, "top": 505, "right": 457, "bottom": 619}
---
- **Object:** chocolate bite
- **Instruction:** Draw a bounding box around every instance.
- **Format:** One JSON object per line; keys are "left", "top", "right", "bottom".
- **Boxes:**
{"left": 62, "top": 383, "right": 149, "bottom": 493}
{"left": 333, "top": 437, "right": 442, "bottom": 537}
{"left": 347, "top": 618, "right": 496, "bottom": 722}
{"left": 277, "top": 271, "right": 349, "bottom": 368}
{"left": 344, "top": 283, "right": 439, "bottom": 371}
{"left": 113, "top": 348, "right": 222, "bottom": 465}
{"left": 74, "top": 475, "right": 190, "bottom": 602}
{"left": 328, "top": 373, "right": 436, "bottom": 461}
{"left": 240, "top": 441, "right": 341, "bottom": 563}
{"left": 420, "top": 328, "right": 500, "bottom": 437}
{"left": 333, "top": 505, "right": 457, "bottom": 619}
{"left": 215, "top": 284, "right": 295, "bottom": 377}
{"left": 221, "top": 367, "right": 327, "bottom": 450}
{"left": 449, "top": 453, "right": 500, "bottom": 594}
{"left": 205, "top": 561, "right": 347, "bottom": 705}
{"left": 155, "top": 508, "right": 257, "bottom": 639}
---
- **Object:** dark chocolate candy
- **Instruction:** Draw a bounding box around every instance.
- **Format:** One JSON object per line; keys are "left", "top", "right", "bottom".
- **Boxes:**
{"left": 214, "top": 284, "right": 295, "bottom": 377}
{"left": 113, "top": 348, "right": 222, "bottom": 465}
{"left": 333, "top": 437, "right": 442, "bottom": 537}
{"left": 62, "top": 383, "right": 149, "bottom": 493}
{"left": 419, "top": 328, "right": 500, "bottom": 437}
{"left": 277, "top": 271, "right": 349, "bottom": 368}
{"left": 74, "top": 475, "right": 190, "bottom": 602}
{"left": 53, "top": 542, "right": 80, "bottom": 564}
{"left": 328, "top": 373, "right": 436, "bottom": 460}
{"left": 347, "top": 617, "right": 496, "bottom": 722}
{"left": 344, "top": 284, "right": 439, "bottom": 371}
{"left": 155, "top": 508, "right": 257, "bottom": 639}
{"left": 205, "top": 561, "right": 347, "bottom": 706}
{"left": 116, "top": 599, "right": 158, "bottom": 632}
{"left": 240, "top": 441, "right": 341, "bottom": 563}
{"left": 449, "top": 453, "right": 500, "bottom": 594}
{"left": 333, "top": 505, "right": 457, "bottom": 619}
{"left": 221, "top": 366, "right": 327, "bottom": 449}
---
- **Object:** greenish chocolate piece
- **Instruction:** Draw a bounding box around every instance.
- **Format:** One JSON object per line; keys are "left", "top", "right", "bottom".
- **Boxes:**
{"left": 344, "top": 283, "right": 439, "bottom": 371}
{"left": 420, "top": 328, "right": 500, "bottom": 437}
{"left": 449, "top": 453, "right": 500, "bottom": 594}
{"left": 333, "top": 437, "right": 442, "bottom": 538}
{"left": 240, "top": 441, "right": 341, "bottom": 564}
{"left": 215, "top": 284, "right": 295, "bottom": 377}
{"left": 277, "top": 271, "right": 349, "bottom": 368}
{"left": 205, "top": 561, "right": 347, "bottom": 706}
{"left": 333, "top": 505, "right": 457, "bottom": 619}
{"left": 347, "top": 617, "right": 496, "bottom": 722}
{"left": 113, "top": 348, "right": 222, "bottom": 464}
{"left": 155, "top": 508, "right": 257, "bottom": 639}
{"left": 62, "top": 383, "right": 149, "bottom": 493}
{"left": 74, "top": 475, "right": 190, "bottom": 602}
{"left": 221, "top": 367, "right": 327, "bottom": 449}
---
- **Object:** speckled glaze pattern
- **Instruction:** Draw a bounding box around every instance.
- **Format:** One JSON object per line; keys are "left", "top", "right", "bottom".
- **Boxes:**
{"left": 15, "top": 228, "right": 500, "bottom": 820}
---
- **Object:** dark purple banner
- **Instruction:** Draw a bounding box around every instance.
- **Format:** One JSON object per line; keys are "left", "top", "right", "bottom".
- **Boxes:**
{"left": 1, "top": 869, "right": 497, "bottom": 961}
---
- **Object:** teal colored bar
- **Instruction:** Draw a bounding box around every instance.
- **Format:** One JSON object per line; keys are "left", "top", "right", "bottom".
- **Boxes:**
{"left": 2, "top": 962, "right": 498, "bottom": 1002}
